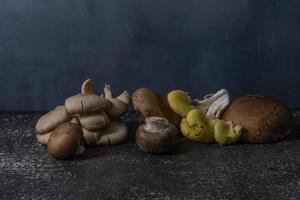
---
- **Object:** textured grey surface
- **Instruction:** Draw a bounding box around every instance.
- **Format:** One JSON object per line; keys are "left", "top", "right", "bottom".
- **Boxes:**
{"left": 0, "top": 0, "right": 300, "bottom": 111}
{"left": 0, "top": 111, "right": 300, "bottom": 200}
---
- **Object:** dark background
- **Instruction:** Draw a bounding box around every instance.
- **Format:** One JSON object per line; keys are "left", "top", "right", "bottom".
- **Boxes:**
{"left": 0, "top": 0, "right": 299, "bottom": 111}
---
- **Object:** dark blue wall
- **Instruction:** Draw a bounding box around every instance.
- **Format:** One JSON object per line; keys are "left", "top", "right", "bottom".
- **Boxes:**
{"left": 0, "top": 0, "right": 299, "bottom": 111}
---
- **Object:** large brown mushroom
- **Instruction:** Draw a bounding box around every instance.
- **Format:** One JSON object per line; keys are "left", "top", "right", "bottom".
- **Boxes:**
{"left": 132, "top": 88, "right": 181, "bottom": 126}
{"left": 222, "top": 95, "right": 293, "bottom": 143}
{"left": 136, "top": 117, "right": 178, "bottom": 154}
{"left": 48, "top": 122, "right": 85, "bottom": 159}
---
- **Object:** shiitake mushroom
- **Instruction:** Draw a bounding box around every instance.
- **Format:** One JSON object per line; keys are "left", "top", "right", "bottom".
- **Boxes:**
{"left": 222, "top": 95, "right": 293, "bottom": 143}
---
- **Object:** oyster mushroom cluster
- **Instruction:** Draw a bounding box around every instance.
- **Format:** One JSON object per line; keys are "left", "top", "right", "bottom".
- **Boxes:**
{"left": 167, "top": 89, "right": 242, "bottom": 145}
{"left": 35, "top": 79, "right": 130, "bottom": 159}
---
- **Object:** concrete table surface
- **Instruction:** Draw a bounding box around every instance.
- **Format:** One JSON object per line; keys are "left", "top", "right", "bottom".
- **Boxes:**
{"left": 0, "top": 111, "right": 300, "bottom": 200}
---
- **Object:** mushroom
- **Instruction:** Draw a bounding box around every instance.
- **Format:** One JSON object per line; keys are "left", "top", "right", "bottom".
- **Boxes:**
{"left": 35, "top": 106, "right": 71, "bottom": 145}
{"left": 82, "top": 128, "right": 102, "bottom": 145}
{"left": 132, "top": 88, "right": 181, "bottom": 126}
{"left": 75, "top": 111, "right": 110, "bottom": 131}
{"left": 212, "top": 119, "right": 242, "bottom": 145}
{"left": 194, "top": 89, "right": 230, "bottom": 118}
{"left": 167, "top": 89, "right": 230, "bottom": 119}
{"left": 167, "top": 89, "right": 241, "bottom": 145}
{"left": 103, "top": 84, "right": 131, "bottom": 119}
{"left": 180, "top": 109, "right": 214, "bottom": 143}
{"left": 167, "top": 90, "right": 193, "bottom": 117}
{"left": 96, "top": 121, "right": 128, "bottom": 145}
{"left": 48, "top": 122, "right": 85, "bottom": 159}
{"left": 35, "top": 79, "right": 130, "bottom": 158}
{"left": 136, "top": 117, "right": 178, "bottom": 153}
{"left": 65, "top": 79, "right": 111, "bottom": 115}
{"left": 222, "top": 95, "right": 293, "bottom": 143}
{"left": 35, "top": 106, "right": 71, "bottom": 134}
{"left": 36, "top": 132, "right": 52, "bottom": 145}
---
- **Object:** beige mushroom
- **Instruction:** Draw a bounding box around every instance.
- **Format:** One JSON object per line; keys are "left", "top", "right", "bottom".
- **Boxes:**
{"left": 36, "top": 132, "right": 52, "bottom": 145}
{"left": 82, "top": 128, "right": 102, "bottom": 145}
{"left": 75, "top": 111, "right": 110, "bottom": 131}
{"left": 103, "top": 84, "right": 131, "bottom": 119}
{"left": 96, "top": 121, "right": 128, "bottom": 145}
{"left": 65, "top": 79, "right": 111, "bottom": 115}
{"left": 35, "top": 106, "right": 71, "bottom": 135}
{"left": 48, "top": 122, "right": 85, "bottom": 159}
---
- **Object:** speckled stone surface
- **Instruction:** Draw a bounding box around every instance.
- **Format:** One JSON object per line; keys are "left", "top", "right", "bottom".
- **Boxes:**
{"left": 0, "top": 111, "right": 300, "bottom": 200}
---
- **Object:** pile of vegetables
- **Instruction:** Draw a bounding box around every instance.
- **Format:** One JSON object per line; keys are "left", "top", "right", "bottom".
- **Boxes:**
{"left": 35, "top": 81, "right": 293, "bottom": 158}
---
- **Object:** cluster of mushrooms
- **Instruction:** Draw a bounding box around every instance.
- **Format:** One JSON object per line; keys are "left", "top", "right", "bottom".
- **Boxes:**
{"left": 132, "top": 88, "right": 293, "bottom": 153}
{"left": 35, "top": 79, "right": 130, "bottom": 158}
{"left": 36, "top": 81, "right": 293, "bottom": 158}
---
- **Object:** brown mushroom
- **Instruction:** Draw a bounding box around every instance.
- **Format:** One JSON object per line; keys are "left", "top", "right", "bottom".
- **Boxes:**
{"left": 136, "top": 117, "right": 178, "bottom": 154}
{"left": 48, "top": 122, "right": 85, "bottom": 159}
{"left": 222, "top": 95, "right": 293, "bottom": 143}
{"left": 75, "top": 111, "right": 110, "bottom": 131}
{"left": 132, "top": 88, "right": 181, "bottom": 126}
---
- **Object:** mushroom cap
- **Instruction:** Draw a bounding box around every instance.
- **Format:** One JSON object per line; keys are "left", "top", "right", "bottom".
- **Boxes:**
{"left": 76, "top": 111, "right": 110, "bottom": 131}
{"left": 132, "top": 88, "right": 181, "bottom": 126}
{"left": 48, "top": 122, "right": 84, "bottom": 159}
{"left": 65, "top": 94, "right": 111, "bottom": 115}
{"left": 35, "top": 106, "right": 71, "bottom": 134}
{"left": 97, "top": 121, "right": 128, "bottom": 145}
{"left": 136, "top": 117, "right": 178, "bottom": 153}
{"left": 222, "top": 95, "right": 293, "bottom": 143}
{"left": 106, "top": 99, "right": 128, "bottom": 119}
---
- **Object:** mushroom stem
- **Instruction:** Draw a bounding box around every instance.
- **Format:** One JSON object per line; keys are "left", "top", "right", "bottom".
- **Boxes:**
{"left": 81, "top": 79, "right": 94, "bottom": 94}
{"left": 144, "top": 117, "right": 169, "bottom": 133}
{"left": 104, "top": 84, "right": 113, "bottom": 99}
{"left": 116, "top": 91, "right": 131, "bottom": 104}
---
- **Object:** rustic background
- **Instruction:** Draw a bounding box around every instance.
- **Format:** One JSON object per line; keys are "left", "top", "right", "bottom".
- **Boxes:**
{"left": 0, "top": 0, "right": 299, "bottom": 111}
